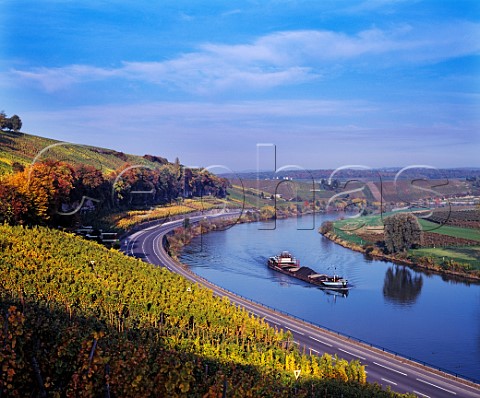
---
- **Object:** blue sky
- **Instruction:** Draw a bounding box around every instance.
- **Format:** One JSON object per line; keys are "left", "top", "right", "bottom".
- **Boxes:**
{"left": 1, "top": 0, "right": 479, "bottom": 171}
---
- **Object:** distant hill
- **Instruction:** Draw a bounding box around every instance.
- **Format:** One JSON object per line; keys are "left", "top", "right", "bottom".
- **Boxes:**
{"left": 223, "top": 167, "right": 480, "bottom": 181}
{"left": 0, "top": 130, "right": 168, "bottom": 175}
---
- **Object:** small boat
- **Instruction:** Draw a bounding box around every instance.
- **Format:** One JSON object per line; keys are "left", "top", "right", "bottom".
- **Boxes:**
{"left": 268, "top": 251, "right": 348, "bottom": 290}
{"left": 316, "top": 276, "right": 349, "bottom": 289}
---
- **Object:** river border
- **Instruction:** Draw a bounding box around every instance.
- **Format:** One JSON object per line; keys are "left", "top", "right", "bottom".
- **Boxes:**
{"left": 320, "top": 230, "right": 480, "bottom": 283}
{"left": 122, "top": 213, "right": 480, "bottom": 388}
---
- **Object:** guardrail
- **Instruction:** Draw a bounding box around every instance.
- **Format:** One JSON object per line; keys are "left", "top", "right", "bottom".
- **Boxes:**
{"left": 215, "top": 286, "right": 480, "bottom": 385}
{"left": 165, "top": 240, "right": 480, "bottom": 385}
{"left": 130, "top": 211, "right": 480, "bottom": 386}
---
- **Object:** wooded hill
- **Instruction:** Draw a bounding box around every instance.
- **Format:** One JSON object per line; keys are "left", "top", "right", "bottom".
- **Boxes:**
{"left": 0, "top": 130, "right": 228, "bottom": 228}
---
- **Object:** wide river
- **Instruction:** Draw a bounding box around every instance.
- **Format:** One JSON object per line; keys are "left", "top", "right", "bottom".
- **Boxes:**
{"left": 179, "top": 213, "right": 480, "bottom": 382}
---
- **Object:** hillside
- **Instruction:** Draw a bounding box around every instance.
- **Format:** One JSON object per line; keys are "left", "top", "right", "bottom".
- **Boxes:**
{"left": 0, "top": 224, "right": 416, "bottom": 397}
{"left": 0, "top": 130, "right": 165, "bottom": 175}
{"left": 0, "top": 130, "right": 231, "bottom": 231}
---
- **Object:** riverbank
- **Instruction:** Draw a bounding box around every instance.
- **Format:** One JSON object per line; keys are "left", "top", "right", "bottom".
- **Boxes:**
{"left": 167, "top": 209, "right": 480, "bottom": 283}
{"left": 155, "top": 205, "right": 313, "bottom": 258}
{"left": 320, "top": 228, "right": 480, "bottom": 283}
{"left": 175, "top": 212, "right": 480, "bottom": 386}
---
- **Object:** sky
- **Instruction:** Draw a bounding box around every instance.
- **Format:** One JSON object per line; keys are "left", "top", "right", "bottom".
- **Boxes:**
{"left": 1, "top": 0, "right": 479, "bottom": 171}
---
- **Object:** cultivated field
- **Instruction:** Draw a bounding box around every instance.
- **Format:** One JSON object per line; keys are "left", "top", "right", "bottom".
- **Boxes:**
{"left": 329, "top": 208, "right": 480, "bottom": 272}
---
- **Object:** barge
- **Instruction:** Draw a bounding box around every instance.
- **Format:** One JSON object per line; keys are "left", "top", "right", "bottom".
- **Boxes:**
{"left": 267, "top": 251, "right": 348, "bottom": 290}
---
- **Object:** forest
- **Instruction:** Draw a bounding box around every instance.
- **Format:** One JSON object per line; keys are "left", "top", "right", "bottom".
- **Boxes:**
{"left": 0, "top": 158, "right": 229, "bottom": 228}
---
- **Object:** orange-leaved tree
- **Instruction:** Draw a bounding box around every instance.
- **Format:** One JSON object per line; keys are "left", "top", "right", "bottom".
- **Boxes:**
{"left": 0, "top": 160, "right": 74, "bottom": 225}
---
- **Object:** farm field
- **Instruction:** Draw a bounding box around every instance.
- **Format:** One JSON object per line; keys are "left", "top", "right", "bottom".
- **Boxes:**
{"left": 372, "top": 179, "right": 473, "bottom": 202}
{"left": 230, "top": 178, "right": 372, "bottom": 202}
{"left": 418, "top": 219, "right": 480, "bottom": 242}
{"left": 332, "top": 210, "right": 480, "bottom": 242}
{"left": 328, "top": 208, "right": 480, "bottom": 273}
{"left": 101, "top": 197, "right": 238, "bottom": 232}
{"left": 409, "top": 246, "right": 480, "bottom": 270}
{"left": 230, "top": 178, "right": 315, "bottom": 201}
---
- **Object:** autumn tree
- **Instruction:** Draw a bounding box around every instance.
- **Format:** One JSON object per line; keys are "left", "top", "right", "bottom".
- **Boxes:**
{"left": 0, "top": 112, "right": 22, "bottom": 132}
{"left": 383, "top": 213, "right": 423, "bottom": 253}
{"left": 111, "top": 165, "right": 157, "bottom": 207}
{"left": 0, "top": 160, "right": 74, "bottom": 225}
{"left": 8, "top": 115, "right": 22, "bottom": 132}
{"left": 0, "top": 180, "right": 30, "bottom": 225}
{"left": 72, "top": 164, "right": 110, "bottom": 208}
{"left": 319, "top": 220, "right": 334, "bottom": 235}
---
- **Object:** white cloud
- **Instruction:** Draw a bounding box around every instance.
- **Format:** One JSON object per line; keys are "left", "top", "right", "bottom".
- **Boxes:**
{"left": 10, "top": 22, "right": 480, "bottom": 93}
{"left": 21, "top": 98, "right": 478, "bottom": 169}
{"left": 12, "top": 64, "right": 118, "bottom": 92}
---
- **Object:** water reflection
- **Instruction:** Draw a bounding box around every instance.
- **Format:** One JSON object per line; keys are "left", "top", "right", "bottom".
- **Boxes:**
{"left": 383, "top": 266, "right": 423, "bottom": 306}
{"left": 180, "top": 215, "right": 480, "bottom": 381}
{"left": 323, "top": 288, "right": 349, "bottom": 301}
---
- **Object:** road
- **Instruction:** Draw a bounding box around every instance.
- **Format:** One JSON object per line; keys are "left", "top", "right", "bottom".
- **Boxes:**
{"left": 121, "top": 212, "right": 480, "bottom": 398}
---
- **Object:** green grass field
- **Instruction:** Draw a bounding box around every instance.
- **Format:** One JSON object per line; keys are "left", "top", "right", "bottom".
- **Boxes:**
{"left": 334, "top": 212, "right": 480, "bottom": 242}
{"left": 410, "top": 246, "right": 480, "bottom": 270}
{"left": 333, "top": 213, "right": 384, "bottom": 232}
{"left": 330, "top": 211, "right": 480, "bottom": 272}
{"left": 418, "top": 219, "right": 480, "bottom": 242}
{"left": 331, "top": 227, "right": 367, "bottom": 245}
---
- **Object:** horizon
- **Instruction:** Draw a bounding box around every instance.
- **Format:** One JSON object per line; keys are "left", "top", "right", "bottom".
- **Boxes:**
{"left": 2, "top": 1, "right": 479, "bottom": 171}
{"left": 5, "top": 129, "right": 480, "bottom": 174}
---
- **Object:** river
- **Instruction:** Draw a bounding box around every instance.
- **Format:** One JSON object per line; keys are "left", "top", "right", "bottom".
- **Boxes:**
{"left": 179, "top": 213, "right": 480, "bottom": 382}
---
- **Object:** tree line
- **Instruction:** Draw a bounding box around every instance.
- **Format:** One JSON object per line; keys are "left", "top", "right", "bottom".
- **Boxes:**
{"left": 0, "top": 158, "right": 229, "bottom": 227}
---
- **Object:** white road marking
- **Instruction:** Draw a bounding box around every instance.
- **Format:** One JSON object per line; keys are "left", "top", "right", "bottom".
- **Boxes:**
{"left": 285, "top": 326, "right": 305, "bottom": 335}
{"left": 413, "top": 391, "right": 431, "bottom": 398}
{"left": 141, "top": 236, "right": 150, "bottom": 260}
{"left": 373, "top": 362, "right": 408, "bottom": 376}
{"left": 416, "top": 378, "right": 457, "bottom": 395}
{"left": 338, "top": 348, "right": 366, "bottom": 360}
{"left": 127, "top": 214, "right": 470, "bottom": 398}
{"left": 153, "top": 234, "right": 166, "bottom": 265}
{"left": 264, "top": 318, "right": 280, "bottom": 326}
{"left": 309, "top": 348, "right": 320, "bottom": 354}
{"left": 381, "top": 378, "right": 397, "bottom": 386}
{"left": 309, "top": 336, "right": 333, "bottom": 347}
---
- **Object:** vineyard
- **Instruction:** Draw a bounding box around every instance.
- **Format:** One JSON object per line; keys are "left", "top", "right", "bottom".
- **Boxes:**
{"left": 102, "top": 198, "right": 238, "bottom": 233}
{"left": 372, "top": 180, "right": 471, "bottom": 202}
{"left": 417, "top": 219, "right": 480, "bottom": 243}
{"left": 0, "top": 130, "right": 156, "bottom": 176}
{"left": 424, "top": 208, "right": 480, "bottom": 229}
{"left": 0, "top": 225, "right": 415, "bottom": 397}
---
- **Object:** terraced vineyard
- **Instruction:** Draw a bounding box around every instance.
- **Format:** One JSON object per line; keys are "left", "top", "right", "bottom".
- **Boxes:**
{"left": 0, "top": 130, "right": 157, "bottom": 175}
{"left": 103, "top": 198, "right": 239, "bottom": 233}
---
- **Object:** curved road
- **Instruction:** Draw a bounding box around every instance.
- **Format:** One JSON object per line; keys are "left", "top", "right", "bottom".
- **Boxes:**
{"left": 121, "top": 213, "right": 480, "bottom": 398}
